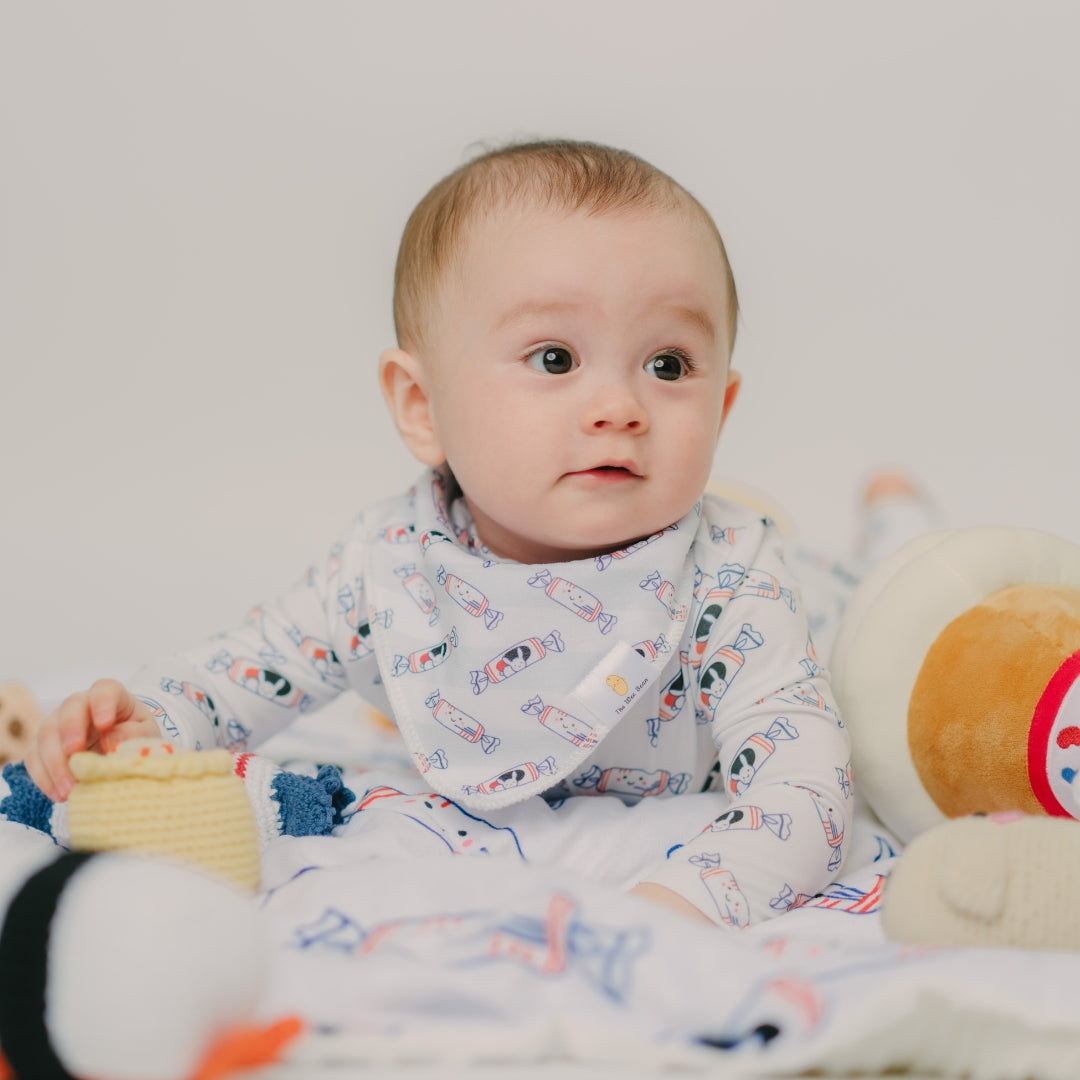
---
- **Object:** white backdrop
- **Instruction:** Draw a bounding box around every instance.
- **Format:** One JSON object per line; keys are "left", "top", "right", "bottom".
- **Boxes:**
{"left": 2, "top": 1, "right": 1078, "bottom": 686}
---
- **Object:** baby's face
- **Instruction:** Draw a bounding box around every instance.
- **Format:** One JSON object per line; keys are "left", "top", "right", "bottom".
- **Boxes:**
{"left": 415, "top": 202, "right": 738, "bottom": 564}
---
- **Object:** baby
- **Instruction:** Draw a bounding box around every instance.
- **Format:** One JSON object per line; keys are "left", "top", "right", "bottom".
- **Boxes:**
{"left": 24, "top": 140, "right": 851, "bottom": 927}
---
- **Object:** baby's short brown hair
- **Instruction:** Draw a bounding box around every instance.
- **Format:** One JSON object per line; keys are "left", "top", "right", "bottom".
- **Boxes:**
{"left": 393, "top": 139, "right": 739, "bottom": 356}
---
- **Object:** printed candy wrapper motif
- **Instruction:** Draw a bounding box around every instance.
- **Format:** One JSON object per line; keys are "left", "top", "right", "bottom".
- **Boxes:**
{"left": 690, "top": 853, "right": 750, "bottom": 928}
{"left": 698, "top": 623, "right": 764, "bottom": 721}
{"left": 436, "top": 565, "right": 505, "bottom": 630}
{"left": 396, "top": 565, "right": 440, "bottom": 625}
{"left": 594, "top": 525, "right": 675, "bottom": 571}
{"left": 425, "top": 690, "right": 500, "bottom": 754}
{"left": 728, "top": 718, "right": 800, "bottom": 797}
{"left": 788, "top": 783, "right": 845, "bottom": 871}
{"left": 470, "top": 632, "right": 565, "bottom": 695}
{"left": 462, "top": 756, "right": 558, "bottom": 797}
{"left": 393, "top": 629, "right": 460, "bottom": 677}
{"left": 706, "top": 806, "right": 793, "bottom": 841}
{"left": 528, "top": 570, "right": 617, "bottom": 634}
{"left": 521, "top": 695, "right": 597, "bottom": 750}
{"left": 639, "top": 570, "right": 688, "bottom": 621}
{"left": 206, "top": 652, "right": 314, "bottom": 712}
{"left": 574, "top": 765, "right": 689, "bottom": 799}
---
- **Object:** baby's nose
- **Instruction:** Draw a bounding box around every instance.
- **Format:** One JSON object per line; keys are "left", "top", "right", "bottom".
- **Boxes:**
{"left": 580, "top": 383, "right": 648, "bottom": 432}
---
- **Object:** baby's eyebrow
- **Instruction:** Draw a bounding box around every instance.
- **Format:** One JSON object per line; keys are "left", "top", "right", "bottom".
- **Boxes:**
{"left": 662, "top": 304, "right": 717, "bottom": 344}
{"left": 495, "top": 299, "right": 584, "bottom": 330}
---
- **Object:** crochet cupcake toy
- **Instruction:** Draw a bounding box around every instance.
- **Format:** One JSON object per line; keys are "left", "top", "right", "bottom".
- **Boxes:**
{"left": 0, "top": 740, "right": 354, "bottom": 890}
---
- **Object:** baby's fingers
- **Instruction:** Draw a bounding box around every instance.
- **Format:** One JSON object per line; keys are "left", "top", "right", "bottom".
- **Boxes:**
{"left": 27, "top": 693, "right": 93, "bottom": 801}
{"left": 86, "top": 678, "right": 147, "bottom": 736}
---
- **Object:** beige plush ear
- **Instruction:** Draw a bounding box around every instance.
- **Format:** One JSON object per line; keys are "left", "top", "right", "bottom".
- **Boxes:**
{"left": 931, "top": 817, "right": 1008, "bottom": 923}
{"left": 378, "top": 348, "right": 446, "bottom": 467}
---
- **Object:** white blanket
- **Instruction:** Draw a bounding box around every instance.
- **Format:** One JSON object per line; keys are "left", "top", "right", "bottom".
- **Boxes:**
{"left": 5, "top": 697, "right": 1080, "bottom": 1079}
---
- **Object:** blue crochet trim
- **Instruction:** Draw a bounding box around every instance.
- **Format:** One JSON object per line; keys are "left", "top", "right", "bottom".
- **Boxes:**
{"left": 0, "top": 763, "right": 54, "bottom": 836}
{"left": 270, "top": 765, "right": 356, "bottom": 838}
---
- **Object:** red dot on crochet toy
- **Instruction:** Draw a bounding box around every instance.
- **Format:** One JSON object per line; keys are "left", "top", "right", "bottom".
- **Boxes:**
{"left": 140, "top": 746, "right": 151, "bottom": 757}
{"left": 1057, "top": 726, "right": 1080, "bottom": 749}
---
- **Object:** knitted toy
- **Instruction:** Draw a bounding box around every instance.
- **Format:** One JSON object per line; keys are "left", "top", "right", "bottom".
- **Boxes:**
{"left": 0, "top": 848, "right": 303, "bottom": 1080}
{"left": 0, "top": 740, "right": 355, "bottom": 890}
{"left": 830, "top": 525, "right": 1080, "bottom": 948}
{"left": 0, "top": 684, "right": 40, "bottom": 772}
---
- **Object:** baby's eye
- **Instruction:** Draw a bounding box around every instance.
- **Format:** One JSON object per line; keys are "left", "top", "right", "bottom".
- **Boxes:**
{"left": 525, "top": 346, "right": 577, "bottom": 375}
{"left": 645, "top": 351, "right": 693, "bottom": 381}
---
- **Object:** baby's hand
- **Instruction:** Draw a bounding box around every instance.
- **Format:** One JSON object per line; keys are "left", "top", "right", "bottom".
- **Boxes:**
{"left": 23, "top": 679, "right": 158, "bottom": 802}
{"left": 628, "top": 882, "right": 716, "bottom": 925}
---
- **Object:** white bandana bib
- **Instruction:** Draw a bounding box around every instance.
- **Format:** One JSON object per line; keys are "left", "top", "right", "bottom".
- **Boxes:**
{"left": 364, "top": 470, "right": 700, "bottom": 811}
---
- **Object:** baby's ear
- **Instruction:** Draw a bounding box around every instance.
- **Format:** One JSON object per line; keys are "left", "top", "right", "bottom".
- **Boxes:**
{"left": 378, "top": 349, "right": 446, "bottom": 467}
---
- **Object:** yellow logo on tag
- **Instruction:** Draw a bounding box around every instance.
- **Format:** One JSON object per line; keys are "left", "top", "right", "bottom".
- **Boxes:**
{"left": 606, "top": 675, "right": 629, "bottom": 696}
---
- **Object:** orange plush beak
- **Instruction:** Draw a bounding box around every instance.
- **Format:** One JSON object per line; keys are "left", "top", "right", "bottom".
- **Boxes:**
{"left": 192, "top": 1016, "right": 304, "bottom": 1080}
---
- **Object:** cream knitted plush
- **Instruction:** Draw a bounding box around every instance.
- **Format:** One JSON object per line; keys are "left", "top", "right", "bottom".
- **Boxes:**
{"left": 882, "top": 811, "right": 1080, "bottom": 950}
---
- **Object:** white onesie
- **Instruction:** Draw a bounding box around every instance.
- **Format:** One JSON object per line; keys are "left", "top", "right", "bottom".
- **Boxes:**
{"left": 129, "top": 468, "right": 852, "bottom": 927}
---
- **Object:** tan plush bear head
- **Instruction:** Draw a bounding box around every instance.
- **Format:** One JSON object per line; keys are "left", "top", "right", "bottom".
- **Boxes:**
{"left": 0, "top": 682, "right": 41, "bottom": 769}
{"left": 831, "top": 528, "right": 1080, "bottom": 843}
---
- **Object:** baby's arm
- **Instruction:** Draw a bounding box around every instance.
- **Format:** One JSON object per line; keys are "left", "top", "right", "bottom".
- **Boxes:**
{"left": 26, "top": 526, "right": 374, "bottom": 798}
{"left": 633, "top": 523, "right": 852, "bottom": 928}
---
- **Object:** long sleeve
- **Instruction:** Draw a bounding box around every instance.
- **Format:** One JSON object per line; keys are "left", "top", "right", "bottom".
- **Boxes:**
{"left": 633, "top": 521, "right": 853, "bottom": 928}
{"left": 127, "top": 519, "right": 384, "bottom": 752}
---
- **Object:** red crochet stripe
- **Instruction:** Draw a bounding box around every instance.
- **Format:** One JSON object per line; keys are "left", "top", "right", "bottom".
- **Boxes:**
{"left": 1027, "top": 650, "right": 1080, "bottom": 816}
{"left": 234, "top": 752, "right": 254, "bottom": 779}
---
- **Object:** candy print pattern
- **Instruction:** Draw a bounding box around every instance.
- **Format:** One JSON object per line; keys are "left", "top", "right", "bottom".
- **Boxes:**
{"left": 382, "top": 523, "right": 415, "bottom": 544}
{"left": 395, "top": 565, "right": 440, "bottom": 625}
{"left": 698, "top": 623, "right": 765, "bottom": 721}
{"left": 728, "top": 718, "right": 800, "bottom": 797}
{"left": 462, "top": 756, "right": 558, "bottom": 797}
{"left": 646, "top": 654, "right": 690, "bottom": 746}
{"left": 393, "top": 629, "right": 460, "bottom": 677}
{"left": 159, "top": 678, "right": 221, "bottom": 728}
{"left": 706, "top": 806, "right": 793, "bottom": 841}
{"left": 337, "top": 583, "right": 392, "bottom": 661}
{"left": 710, "top": 524, "right": 746, "bottom": 546}
{"left": 283, "top": 625, "right": 346, "bottom": 684}
{"left": 574, "top": 765, "right": 690, "bottom": 798}
{"left": 415, "top": 749, "right": 449, "bottom": 772}
{"left": 773, "top": 682, "right": 840, "bottom": 726}
{"left": 594, "top": 525, "right": 676, "bottom": 571}
{"left": 436, "top": 565, "right": 504, "bottom": 630}
{"left": 639, "top": 570, "right": 688, "bottom": 621}
{"left": 527, "top": 570, "right": 617, "bottom": 634}
{"left": 788, "top": 783, "right": 845, "bottom": 871}
{"left": 470, "top": 632, "right": 565, "bottom": 695}
{"left": 206, "top": 651, "right": 314, "bottom": 712}
{"left": 521, "top": 695, "right": 597, "bottom": 750}
{"left": 690, "top": 853, "right": 750, "bottom": 928}
{"left": 425, "top": 689, "right": 500, "bottom": 754}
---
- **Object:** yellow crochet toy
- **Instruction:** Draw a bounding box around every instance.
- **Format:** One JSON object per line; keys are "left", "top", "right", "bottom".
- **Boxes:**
{"left": 66, "top": 739, "right": 260, "bottom": 891}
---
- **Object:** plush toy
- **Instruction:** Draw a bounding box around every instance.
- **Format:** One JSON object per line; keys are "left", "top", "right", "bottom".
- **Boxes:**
{"left": 830, "top": 525, "right": 1080, "bottom": 948}
{"left": 0, "top": 684, "right": 40, "bottom": 772}
{"left": 1, "top": 740, "right": 355, "bottom": 890}
{"left": 0, "top": 846, "right": 303, "bottom": 1080}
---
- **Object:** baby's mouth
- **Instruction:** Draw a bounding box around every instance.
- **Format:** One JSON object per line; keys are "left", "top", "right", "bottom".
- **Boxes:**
{"left": 570, "top": 463, "right": 643, "bottom": 480}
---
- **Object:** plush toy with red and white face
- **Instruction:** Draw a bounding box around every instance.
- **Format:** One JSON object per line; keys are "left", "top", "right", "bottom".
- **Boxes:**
{"left": 831, "top": 525, "right": 1080, "bottom": 845}
{"left": 831, "top": 526, "right": 1080, "bottom": 949}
